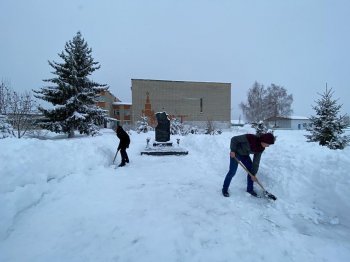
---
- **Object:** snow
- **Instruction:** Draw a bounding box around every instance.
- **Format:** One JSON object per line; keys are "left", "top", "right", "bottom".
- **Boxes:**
{"left": 288, "top": 115, "right": 310, "bottom": 120}
{"left": 1, "top": 127, "right": 350, "bottom": 262}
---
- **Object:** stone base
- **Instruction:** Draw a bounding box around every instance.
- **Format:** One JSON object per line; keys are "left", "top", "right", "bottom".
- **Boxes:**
{"left": 141, "top": 146, "right": 188, "bottom": 156}
{"left": 153, "top": 142, "right": 173, "bottom": 147}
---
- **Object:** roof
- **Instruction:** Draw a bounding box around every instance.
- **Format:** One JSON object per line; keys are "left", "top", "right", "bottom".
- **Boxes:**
{"left": 289, "top": 116, "right": 310, "bottom": 120}
{"left": 131, "top": 78, "right": 231, "bottom": 85}
{"left": 113, "top": 102, "right": 132, "bottom": 105}
{"left": 265, "top": 116, "right": 310, "bottom": 121}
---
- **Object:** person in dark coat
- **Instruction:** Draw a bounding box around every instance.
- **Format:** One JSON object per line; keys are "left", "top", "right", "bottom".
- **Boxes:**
{"left": 222, "top": 133, "right": 275, "bottom": 197}
{"left": 116, "top": 125, "right": 130, "bottom": 167}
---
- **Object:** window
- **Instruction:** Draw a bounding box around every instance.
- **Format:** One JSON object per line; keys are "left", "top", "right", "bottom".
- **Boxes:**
{"left": 200, "top": 98, "right": 203, "bottom": 113}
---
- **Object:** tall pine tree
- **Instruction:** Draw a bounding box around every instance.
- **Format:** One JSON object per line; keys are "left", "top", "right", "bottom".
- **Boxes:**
{"left": 306, "top": 87, "right": 349, "bottom": 149}
{"left": 34, "top": 32, "right": 108, "bottom": 138}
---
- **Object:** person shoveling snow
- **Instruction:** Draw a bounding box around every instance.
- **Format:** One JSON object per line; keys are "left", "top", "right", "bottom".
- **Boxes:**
{"left": 222, "top": 133, "right": 276, "bottom": 200}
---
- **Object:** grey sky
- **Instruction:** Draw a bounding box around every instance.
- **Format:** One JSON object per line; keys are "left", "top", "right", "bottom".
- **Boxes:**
{"left": 1, "top": 0, "right": 349, "bottom": 119}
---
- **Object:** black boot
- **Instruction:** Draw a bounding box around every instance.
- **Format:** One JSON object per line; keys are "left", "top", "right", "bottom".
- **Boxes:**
{"left": 247, "top": 190, "right": 258, "bottom": 197}
{"left": 118, "top": 162, "right": 126, "bottom": 167}
{"left": 222, "top": 189, "right": 230, "bottom": 197}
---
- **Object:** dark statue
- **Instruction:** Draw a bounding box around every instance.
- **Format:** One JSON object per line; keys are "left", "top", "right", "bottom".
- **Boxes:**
{"left": 155, "top": 112, "right": 170, "bottom": 142}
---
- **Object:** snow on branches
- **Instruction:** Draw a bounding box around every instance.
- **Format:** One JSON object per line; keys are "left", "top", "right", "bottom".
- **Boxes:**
{"left": 306, "top": 87, "right": 349, "bottom": 149}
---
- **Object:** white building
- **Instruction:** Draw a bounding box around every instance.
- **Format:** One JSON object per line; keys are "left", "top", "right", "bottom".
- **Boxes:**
{"left": 264, "top": 116, "right": 311, "bottom": 130}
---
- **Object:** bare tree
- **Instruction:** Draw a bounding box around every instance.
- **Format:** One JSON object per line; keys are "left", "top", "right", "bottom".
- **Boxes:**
{"left": 240, "top": 82, "right": 268, "bottom": 122}
{"left": 0, "top": 80, "right": 11, "bottom": 114}
{"left": 0, "top": 80, "right": 14, "bottom": 138}
{"left": 7, "top": 90, "right": 37, "bottom": 138}
{"left": 265, "top": 84, "right": 293, "bottom": 121}
{"left": 240, "top": 82, "right": 293, "bottom": 124}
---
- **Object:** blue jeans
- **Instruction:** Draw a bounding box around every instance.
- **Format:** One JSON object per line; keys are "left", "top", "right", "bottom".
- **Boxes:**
{"left": 222, "top": 155, "right": 254, "bottom": 192}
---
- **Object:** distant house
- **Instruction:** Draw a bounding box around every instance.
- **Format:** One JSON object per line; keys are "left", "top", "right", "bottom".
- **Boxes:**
{"left": 96, "top": 90, "right": 120, "bottom": 116}
{"left": 96, "top": 90, "right": 132, "bottom": 128}
{"left": 264, "top": 116, "right": 311, "bottom": 130}
{"left": 112, "top": 101, "right": 132, "bottom": 127}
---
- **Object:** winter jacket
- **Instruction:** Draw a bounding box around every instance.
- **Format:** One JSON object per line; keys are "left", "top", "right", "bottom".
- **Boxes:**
{"left": 116, "top": 127, "right": 130, "bottom": 150}
{"left": 230, "top": 134, "right": 264, "bottom": 175}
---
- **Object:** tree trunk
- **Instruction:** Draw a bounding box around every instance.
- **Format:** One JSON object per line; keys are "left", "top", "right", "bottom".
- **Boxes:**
{"left": 68, "top": 128, "right": 75, "bottom": 138}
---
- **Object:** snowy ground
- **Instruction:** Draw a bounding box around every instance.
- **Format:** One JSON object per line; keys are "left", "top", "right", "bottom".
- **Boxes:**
{"left": 1, "top": 127, "right": 350, "bottom": 262}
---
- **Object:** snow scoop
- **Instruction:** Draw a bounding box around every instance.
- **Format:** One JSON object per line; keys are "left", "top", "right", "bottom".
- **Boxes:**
{"left": 233, "top": 156, "right": 277, "bottom": 201}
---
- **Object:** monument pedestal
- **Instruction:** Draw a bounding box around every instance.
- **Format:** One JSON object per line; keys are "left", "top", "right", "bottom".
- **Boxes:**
{"left": 141, "top": 140, "right": 188, "bottom": 156}
{"left": 140, "top": 112, "right": 188, "bottom": 156}
{"left": 153, "top": 141, "right": 173, "bottom": 147}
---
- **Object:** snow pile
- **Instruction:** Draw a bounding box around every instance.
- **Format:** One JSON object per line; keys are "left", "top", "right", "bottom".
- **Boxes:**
{"left": 0, "top": 128, "right": 349, "bottom": 262}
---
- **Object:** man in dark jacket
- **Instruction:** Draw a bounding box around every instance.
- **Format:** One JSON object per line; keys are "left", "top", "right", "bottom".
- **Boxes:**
{"left": 222, "top": 133, "right": 275, "bottom": 197}
{"left": 116, "top": 125, "right": 130, "bottom": 167}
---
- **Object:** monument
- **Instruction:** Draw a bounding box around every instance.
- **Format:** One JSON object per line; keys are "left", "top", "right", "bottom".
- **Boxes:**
{"left": 141, "top": 112, "right": 188, "bottom": 156}
{"left": 155, "top": 112, "right": 170, "bottom": 141}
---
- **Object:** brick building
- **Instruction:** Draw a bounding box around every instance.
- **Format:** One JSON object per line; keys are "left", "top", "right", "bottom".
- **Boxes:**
{"left": 96, "top": 90, "right": 132, "bottom": 127}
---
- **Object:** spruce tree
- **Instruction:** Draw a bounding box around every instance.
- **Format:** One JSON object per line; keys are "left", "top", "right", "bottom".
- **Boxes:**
{"left": 136, "top": 115, "right": 152, "bottom": 133}
{"left": 306, "top": 88, "right": 349, "bottom": 149}
{"left": 251, "top": 121, "right": 269, "bottom": 136}
{"left": 34, "top": 32, "right": 108, "bottom": 138}
{"left": 170, "top": 118, "right": 184, "bottom": 135}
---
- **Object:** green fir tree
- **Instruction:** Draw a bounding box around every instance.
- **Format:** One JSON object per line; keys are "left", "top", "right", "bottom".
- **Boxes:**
{"left": 306, "top": 87, "right": 349, "bottom": 149}
{"left": 34, "top": 32, "right": 108, "bottom": 138}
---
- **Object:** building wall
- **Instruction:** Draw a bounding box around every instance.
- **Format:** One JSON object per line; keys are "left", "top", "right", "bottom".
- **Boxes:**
{"left": 96, "top": 90, "right": 133, "bottom": 128}
{"left": 265, "top": 117, "right": 311, "bottom": 130}
{"left": 266, "top": 119, "right": 291, "bottom": 129}
{"left": 131, "top": 79, "right": 231, "bottom": 128}
{"left": 291, "top": 119, "right": 311, "bottom": 130}
{"left": 96, "top": 90, "right": 119, "bottom": 117}
{"left": 112, "top": 104, "right": 132, "bottom": 127}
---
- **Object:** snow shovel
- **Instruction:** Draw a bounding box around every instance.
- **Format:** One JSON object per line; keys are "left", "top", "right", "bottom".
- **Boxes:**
{"left": 233, "top": 156, "right": 277, "bottom": 201}
{"left": 112, "top": 149, "right": 120, "bottom": 166}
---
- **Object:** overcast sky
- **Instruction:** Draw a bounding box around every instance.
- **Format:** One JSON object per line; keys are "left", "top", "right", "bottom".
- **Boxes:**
{"left": 1, "top": 0, "right": 349, "bottom": 119}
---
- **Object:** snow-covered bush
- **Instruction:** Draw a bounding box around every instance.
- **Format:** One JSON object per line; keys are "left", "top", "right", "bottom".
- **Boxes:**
{"left": 170, "top": 118, "right": 185, "bottom": 135}
{"left": 26, "top": 128, "right": 50, "bottom": 139}
{"left": 328, "top": 135, "right": 349, "bottom": 150}
{"left": 136, "top": 115, "right": 153, "bottom": 133}
{"left": 251, "top": 120, "right": 273, "bottom": 137}
{"left": 0, "top": 114, "right": 13, "bottom": 139}
{"left": 205, "top": 119, "right": 222, "bottom": 135}
{"left": 189, "top": 126, "right": 198, "bottom": 134}
{"left": 251, "top": 121, "right": 267, "bottom": 135}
